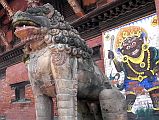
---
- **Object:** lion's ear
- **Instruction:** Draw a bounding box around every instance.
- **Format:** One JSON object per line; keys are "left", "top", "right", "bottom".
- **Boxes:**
{"left": 43, "top": 3, "right": 55, "bottom": 18}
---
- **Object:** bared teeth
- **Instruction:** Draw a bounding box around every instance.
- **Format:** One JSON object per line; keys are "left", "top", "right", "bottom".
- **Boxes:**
{"left": 132, "top": 49, "right": 139, "bottom": 55}
{"left": 44, "top": 35, "right": 49, "bottom": 40}
{"left": 52, "top": 36, "right": 55, "bottom": 43}
{"left": 30, "top": 35, "right": 34, "bottom": 40}
{"left": 26, "top": 37, "right": 29, "bottom": 41}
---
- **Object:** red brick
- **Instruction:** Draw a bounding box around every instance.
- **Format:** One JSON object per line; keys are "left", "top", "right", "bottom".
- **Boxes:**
{"left": 6, "top": 62, "right": 29, "bottom": 84}
{"left": 0, "top": 62, "right": 36, "bottom": 120}
{"left": 87, "top": 35, "right": 105, "bottom": 73}
{"left": 0, "top": 0, "right": 106, "bottom": 118}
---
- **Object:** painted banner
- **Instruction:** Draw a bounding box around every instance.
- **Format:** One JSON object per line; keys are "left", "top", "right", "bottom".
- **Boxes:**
{"left": 103, "top": 14, "right": 159, "bottom": 119}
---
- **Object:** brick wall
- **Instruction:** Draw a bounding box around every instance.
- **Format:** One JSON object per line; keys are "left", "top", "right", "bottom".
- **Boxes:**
{"left": 0, "top": 35, "right": 104, "bottom": 120}
{"left": 0, "top": 62, "right": 59, "bottom": 120}
{"left": 0, "top": 63, "right": 36, "bottom": 120}
{"left": 87, "top": 35, "right": 105, "bottom": 73}
{"left": 0, "top": 0, "right": 36, "bottom": 118}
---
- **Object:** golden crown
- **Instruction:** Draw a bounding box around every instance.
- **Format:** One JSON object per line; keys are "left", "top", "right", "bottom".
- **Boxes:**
{"left": 115, "top": 26, "right": 148, "bottom": 49}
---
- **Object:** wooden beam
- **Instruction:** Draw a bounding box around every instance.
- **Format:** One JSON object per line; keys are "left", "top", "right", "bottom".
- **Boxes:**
{"left": 82, "top": 0, "right": 96, "bottom": 6}
{"left": 71, "top": 0, "right": 155, "bottom": 40}
{"left": 67, "top": 0, "right": 85, "bottom": 17}
{"left": 0, "top": 0, "right": 13, "bottom": 17}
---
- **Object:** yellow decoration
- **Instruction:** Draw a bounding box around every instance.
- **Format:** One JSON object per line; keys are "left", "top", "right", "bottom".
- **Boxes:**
{"left": 127, "top": 91, "right": 136, "bottom": 95}
{"left": 151, "top": 16, "right": 158, "bottom": 27}
{"left": 127, "top": 105, "right": 133, "bottom": 112}
{"left": 138, "top": 75, "right": 144, "bottom": 81}
{"left": 127, "top": 61, "right": 144, "bottom": 75}
{"left": 123, "top": 46, "right": 151, "bottom": 81}
{"left": 127, "top": 76, "right": 147, "bottom": 82}
{"left": 156, "top": 60, "right": 159, "bottom": 65}
{"left": 148, "top": 86, "right": 159, "bottom": 92}
{"left": 122, "top": 55, "right": 128, "bottom": 63}
{"left": 127, "top": 110, "right": 132, "bottom": 112}
{"left": 153, "top": 108, "right": 159, "bottom": 111}
{"left": 140, "top": 62, "right": 145, "bottom": 68}
{"left": 147, "top": 49, "right": 150, "bottom": 70}
{"left": 142, "top": 44, "right": 149, "bottom": 51}
{"left": 122, "top": 44, "right": 149, "bottom": 64}
{"left": 150, "top": 70, "right": 155, "bottom": 75}
{"left": 115, "top": 26, "right": 148, "bottom": 49}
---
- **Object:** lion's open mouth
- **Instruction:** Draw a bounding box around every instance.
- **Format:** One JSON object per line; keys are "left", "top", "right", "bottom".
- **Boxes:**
{"left": 13, "top": 20, "right": 41, "bottom": 41}
{"left": 13, "top": 20, "right": 39, "bottom": 28}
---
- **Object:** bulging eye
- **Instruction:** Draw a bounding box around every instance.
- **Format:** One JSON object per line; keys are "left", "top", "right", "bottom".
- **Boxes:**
{"left": 131, "top": 42, "right": 136, "bottom": 46}
{"left": 123, "top": 43, "right": 127, "bottom": 47}
{"left": 126, "top": 46, "right": 130, "bottom": 50}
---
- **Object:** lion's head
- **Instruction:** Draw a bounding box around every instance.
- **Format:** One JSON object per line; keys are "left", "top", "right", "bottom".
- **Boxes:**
{"left": 13, "top": 3, "right": 93, "bottom": 58}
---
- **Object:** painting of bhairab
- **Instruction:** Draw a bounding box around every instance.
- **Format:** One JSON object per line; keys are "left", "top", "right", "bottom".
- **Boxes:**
{"left": 104, "top": 14, "right": 159, "bottom": 119}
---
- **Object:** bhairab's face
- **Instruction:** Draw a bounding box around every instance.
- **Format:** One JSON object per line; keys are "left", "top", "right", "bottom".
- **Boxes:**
{"left": 120, "top": 36, "right": 144, "bottom": 58}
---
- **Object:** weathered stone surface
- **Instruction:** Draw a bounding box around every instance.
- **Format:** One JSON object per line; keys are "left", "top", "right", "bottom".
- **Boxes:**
{"left": 99, "top": 89, "right": 127, "bottom": 120}
{"left": 13, "top": 3, "right": 127, "bottom": 120}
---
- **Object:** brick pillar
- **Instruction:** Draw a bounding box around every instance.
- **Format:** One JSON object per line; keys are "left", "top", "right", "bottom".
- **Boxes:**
{"left": 155, "top": 0, "right": 159, "bottom": 22}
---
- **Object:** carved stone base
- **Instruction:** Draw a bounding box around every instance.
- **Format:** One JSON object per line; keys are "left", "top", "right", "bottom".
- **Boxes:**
{"left": 99, "top": 89, "right": 127, "bottom": 120}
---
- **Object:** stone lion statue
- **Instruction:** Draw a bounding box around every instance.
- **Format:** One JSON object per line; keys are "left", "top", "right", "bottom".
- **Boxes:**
{"left": 12, "top": 3, "right": 127, "bottom": 120}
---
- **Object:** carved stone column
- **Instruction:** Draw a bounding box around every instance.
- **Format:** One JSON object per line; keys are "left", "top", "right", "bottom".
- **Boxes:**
{"left": 50, "top": 44, "right": 78, "bottom": 120}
